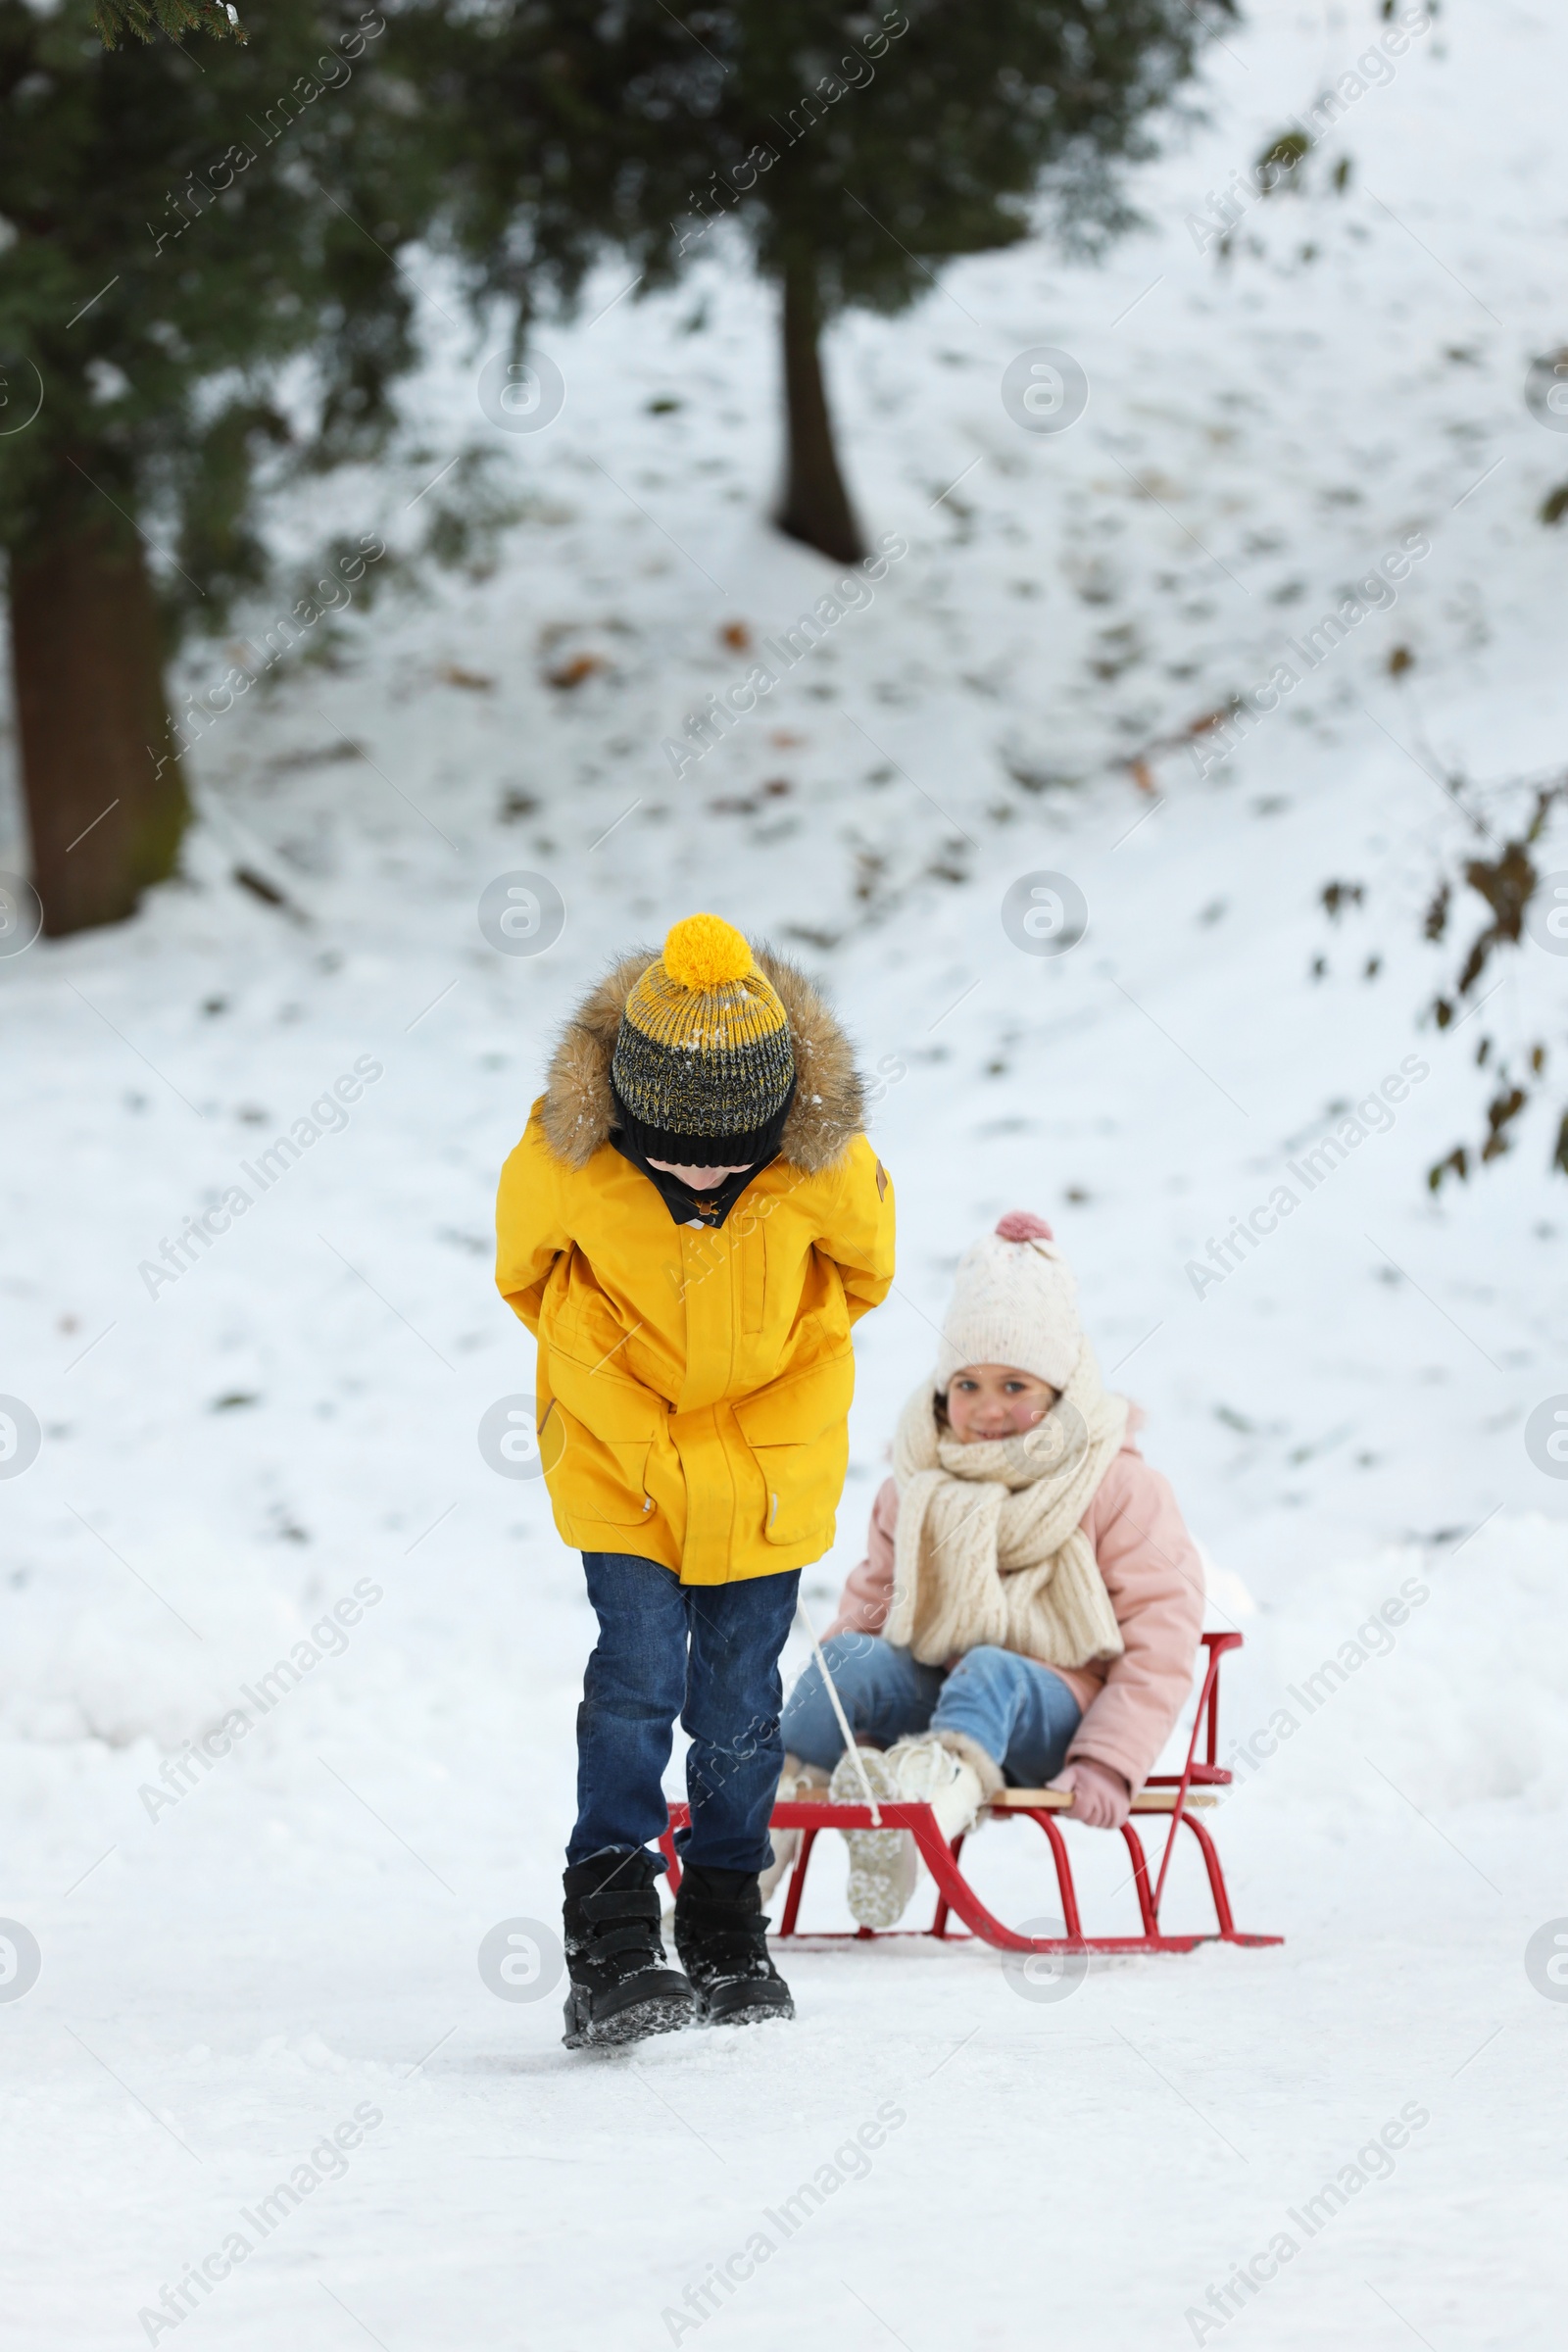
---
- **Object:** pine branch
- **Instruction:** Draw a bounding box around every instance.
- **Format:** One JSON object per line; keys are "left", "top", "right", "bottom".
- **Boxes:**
{"left": 91, "top": 0, "right": 245, "bottom": 49}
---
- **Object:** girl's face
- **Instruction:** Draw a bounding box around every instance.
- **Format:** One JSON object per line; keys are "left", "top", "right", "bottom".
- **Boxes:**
{"left": 944, "top": 1363, "right": 1057, "bottom": 1443}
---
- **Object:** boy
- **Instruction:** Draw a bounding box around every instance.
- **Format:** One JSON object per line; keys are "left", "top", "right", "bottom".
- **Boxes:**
{"left": 495, "top": 914, "right": 895, "bottom": 2045}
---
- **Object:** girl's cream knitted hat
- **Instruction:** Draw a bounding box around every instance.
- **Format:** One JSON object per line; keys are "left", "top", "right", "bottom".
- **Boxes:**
{"left": 935, "top": 1212, "right": 1082, "bottom": 1392}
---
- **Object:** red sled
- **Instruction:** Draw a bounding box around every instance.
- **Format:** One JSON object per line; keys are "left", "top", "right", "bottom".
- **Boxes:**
{"left": 662, "top": 1632, "right": 1282, "bottom": 1957}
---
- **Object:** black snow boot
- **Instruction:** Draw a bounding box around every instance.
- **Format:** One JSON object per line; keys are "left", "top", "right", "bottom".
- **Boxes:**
{"left": 673, "top": 1864, "right": 796, "bottom": 2027}
{"left": 562, "top": 1848, "right": 694, "bottom": 2050}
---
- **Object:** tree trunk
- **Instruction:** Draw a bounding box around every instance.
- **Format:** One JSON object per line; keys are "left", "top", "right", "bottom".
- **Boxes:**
{"left": 10, "top": 514, "right": 189, "bottom": 937}
{"left": 776, "top": 255, "right": 866, "bottom": 564}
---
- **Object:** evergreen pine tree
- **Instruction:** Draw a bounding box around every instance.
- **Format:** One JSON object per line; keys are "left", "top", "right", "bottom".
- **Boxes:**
{"left": 429, "top": 0, "right": 1236, "bottom": 563}
{"left": 0, "top": 0, "right": 439, "bottom": 932}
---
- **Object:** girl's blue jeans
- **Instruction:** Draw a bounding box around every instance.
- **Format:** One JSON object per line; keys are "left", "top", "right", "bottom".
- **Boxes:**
{"left": 781, "top": 1632, "right": 1083, "bottom": 1787}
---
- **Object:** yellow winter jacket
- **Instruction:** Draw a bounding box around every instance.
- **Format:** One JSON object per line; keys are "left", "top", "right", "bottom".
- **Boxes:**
{"left": 495, "top": 949, "right": 896, "bottom": 1585}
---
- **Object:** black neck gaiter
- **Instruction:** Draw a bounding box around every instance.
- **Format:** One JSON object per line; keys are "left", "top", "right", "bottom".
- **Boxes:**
{"left": 611, "top": 1131, "right": 776, "bottom": 1230}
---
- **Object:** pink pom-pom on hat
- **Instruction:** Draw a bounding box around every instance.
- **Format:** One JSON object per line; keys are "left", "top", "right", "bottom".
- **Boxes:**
{"left": 995, "top": 1210, "right": 1054, "bottom": 1243}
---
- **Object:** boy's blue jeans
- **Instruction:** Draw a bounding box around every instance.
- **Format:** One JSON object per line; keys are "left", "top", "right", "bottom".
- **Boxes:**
{"left": 570, "top": 1551, "right": 801, "bottom": 1876}
{"left": 781, "top": 1633, "right": 1083, "bottom": 1787}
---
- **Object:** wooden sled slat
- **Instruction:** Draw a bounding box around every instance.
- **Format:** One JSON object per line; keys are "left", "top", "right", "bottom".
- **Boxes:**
{"left": 990, "top": 1787, "right": 1217, "bottom": 1812}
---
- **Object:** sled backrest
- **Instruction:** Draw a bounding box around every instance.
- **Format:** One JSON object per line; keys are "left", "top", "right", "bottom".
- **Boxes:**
{"left": 1146, "top": 1629, "right": 1240, "bottom": 1790}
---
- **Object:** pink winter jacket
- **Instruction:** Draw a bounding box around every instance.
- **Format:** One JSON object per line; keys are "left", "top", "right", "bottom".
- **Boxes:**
{"left": 825, "top": 1437, "right": 1205, "bottom": 1794}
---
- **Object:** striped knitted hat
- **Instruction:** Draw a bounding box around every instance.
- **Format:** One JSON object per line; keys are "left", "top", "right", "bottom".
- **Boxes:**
{"left": 611, "top": 914, "right": 796, "bottom": 1168}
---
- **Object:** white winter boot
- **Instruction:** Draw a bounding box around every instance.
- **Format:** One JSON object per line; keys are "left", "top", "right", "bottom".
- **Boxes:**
{"left": 759, "top": 1754, "right": 830, "bottom": 1906}
{"left": 828, "top": 1747, "right": 920, "bottom": 1929}
{"left": 887, "top": 1730, "right": 1003, "bottom": 1845}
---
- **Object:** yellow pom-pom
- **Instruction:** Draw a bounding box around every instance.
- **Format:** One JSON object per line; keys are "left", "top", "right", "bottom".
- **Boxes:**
{"left": 662, "top": 912, "right": 755, "bottom": 992}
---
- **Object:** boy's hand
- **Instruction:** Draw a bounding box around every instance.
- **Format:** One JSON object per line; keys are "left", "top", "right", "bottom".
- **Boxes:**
{"left": 1049, "top": 1759, "right": 1132, "bottom": 1831}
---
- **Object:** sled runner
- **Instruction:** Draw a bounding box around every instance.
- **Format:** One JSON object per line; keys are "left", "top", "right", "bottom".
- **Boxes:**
{"left": 661, "top": 1633, "right": 1282, "bottom": 1957}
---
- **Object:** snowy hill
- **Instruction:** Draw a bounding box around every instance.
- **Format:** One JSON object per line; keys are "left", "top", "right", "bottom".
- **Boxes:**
{"left": 1, "top": 2, "right": 1566, "bottom": 2344}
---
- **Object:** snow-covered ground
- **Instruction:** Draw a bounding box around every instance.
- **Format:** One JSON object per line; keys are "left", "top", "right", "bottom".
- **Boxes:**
{"left": 3, "top": 2, "right": 1568, "bottom": 2344}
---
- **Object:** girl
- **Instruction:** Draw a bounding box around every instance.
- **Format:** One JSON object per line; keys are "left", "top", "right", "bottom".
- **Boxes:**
{"left": 773, "top": 1211, "right": 1203, "bottom": 1926}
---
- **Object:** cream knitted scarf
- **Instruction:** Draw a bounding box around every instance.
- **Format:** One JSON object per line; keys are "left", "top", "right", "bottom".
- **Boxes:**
{"left": 884, "top": 1341, "right": 1128, "bottom": 1670}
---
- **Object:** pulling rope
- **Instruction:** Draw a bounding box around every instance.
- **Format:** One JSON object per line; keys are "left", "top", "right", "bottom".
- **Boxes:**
{"left": 795, "top": 1598, "right": 882, "bottom": 1826}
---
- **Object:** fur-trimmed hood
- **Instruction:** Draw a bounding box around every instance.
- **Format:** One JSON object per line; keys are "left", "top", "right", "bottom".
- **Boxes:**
{"left": 538, "top": 944, "right": 865, "bottom": 1174}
